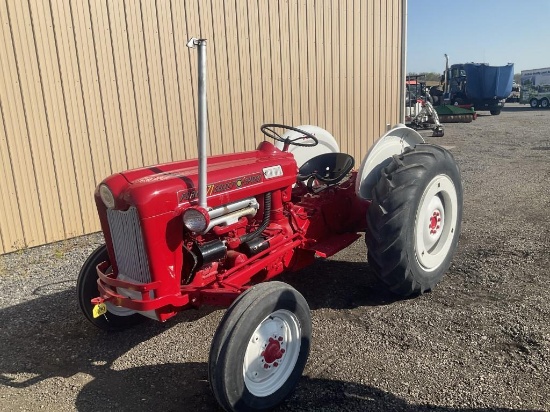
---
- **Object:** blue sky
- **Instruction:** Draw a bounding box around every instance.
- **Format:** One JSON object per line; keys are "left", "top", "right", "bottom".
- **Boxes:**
{"left": 407, "top": 0, "right": 550, "bottom": 74}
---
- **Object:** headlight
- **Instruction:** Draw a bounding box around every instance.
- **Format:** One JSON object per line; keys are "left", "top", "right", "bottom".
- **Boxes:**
{"left": 99, "top": 184, "right": 115, "bottom": 209}
{"left": 183, "top": 207, "right": 210, "bottom": 233}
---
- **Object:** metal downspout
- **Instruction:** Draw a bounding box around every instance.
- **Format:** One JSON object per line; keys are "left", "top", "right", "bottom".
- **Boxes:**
{"left": 400, "top": 0, "right": 408, "bottom": 123}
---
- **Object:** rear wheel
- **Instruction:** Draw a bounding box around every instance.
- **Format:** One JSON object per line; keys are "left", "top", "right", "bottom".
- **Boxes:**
{"left": 490, "top": 109, "right": 501, "bottom": 115}
{"left": 77, "top": 244, "right": 145, "bottom": 331}
{"left": 541, "top": 98, "right": 549, "bottom": 108}
{"left": 209, "top": 282, "right": 311, "bottom": 412}
{"left": 365, "top": 144, "right": 463, "bottom": 297}
{"left": 530, "top": 98, "right": 539, "bottom": 108}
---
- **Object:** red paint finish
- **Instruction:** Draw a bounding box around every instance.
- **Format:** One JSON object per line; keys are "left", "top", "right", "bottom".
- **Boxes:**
{"left": 91, "top": 141, "right": 370, "bottom": 321}
{"left": 429, "top": 211, "right": 442, "bottom": 234}
{"left": 262, "top": 337, "right": 284, "bottom": 364}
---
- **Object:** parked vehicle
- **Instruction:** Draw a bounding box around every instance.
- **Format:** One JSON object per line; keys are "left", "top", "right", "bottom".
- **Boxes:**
{"left": 431, "top": 54, "right": 514, "bottom": 115}
{"left": 506, "top": 82, "right": 521, "bottom": 103}
{"left": 405, "top": 75, "right": 444, "bottom": 136}
{"left": 520, "top": 67, "right": 550, "bottom": 108}
{"left": 77, "top": 38, "right": 464, "bottom": 412}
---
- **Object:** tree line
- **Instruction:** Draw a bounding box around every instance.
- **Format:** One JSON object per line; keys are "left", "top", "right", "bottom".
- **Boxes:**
{"left": 409, "top": 72, "right": 521, "bottom": 84}
{"left": 407, "top": 72, "right": 442, "bottom": 82}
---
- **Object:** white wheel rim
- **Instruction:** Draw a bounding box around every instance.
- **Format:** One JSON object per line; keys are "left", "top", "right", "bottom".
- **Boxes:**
{"left": 414, "top": 174, "right": 458, "bottom": 272}
{"left": 243, "top": 309, "right": 301, "bottom": 397}
{"left": 105, "top": 301, "right": 135, "bottom": 316}
{"left": 103, "top": 268, "right": 137, "bottom": 317}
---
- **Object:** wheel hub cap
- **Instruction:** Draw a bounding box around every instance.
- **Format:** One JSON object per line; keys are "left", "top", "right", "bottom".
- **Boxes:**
{"left": 243, "top": 310, "right": 301, "bottom": 397}
{"left": 429, "top": 212, "right": 440, "bottom": 234}
{"left": 262, "top": 337, "right": 285, "bottom": 365}
{"left": 415, "top": 174, "right": 458, "bottom": 272}
{"left": 424, "top": 195, "right": 445, "bottom": 250}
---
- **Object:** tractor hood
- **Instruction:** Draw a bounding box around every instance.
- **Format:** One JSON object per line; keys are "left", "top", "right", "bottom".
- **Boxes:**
{"left": 96, "top": 141, "right": 297, "bottom": 219}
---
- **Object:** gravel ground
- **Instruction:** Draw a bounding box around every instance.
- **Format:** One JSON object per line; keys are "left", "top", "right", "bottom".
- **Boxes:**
{"left": 1, "top": 103, "right": 549, "bottom": 411}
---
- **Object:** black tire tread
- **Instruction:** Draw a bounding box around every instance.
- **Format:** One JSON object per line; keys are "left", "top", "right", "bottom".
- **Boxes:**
{"left": 209, "top": 282, "right": 283, "bottom": 401}
{"left": 77, "top": 244, "right": 144, "bottom": 331}
{"left": 365, "top": 144, "right": 462, "bottom": 296}
{"left": 209, "top": 281, "right": 311, "bottom": 412}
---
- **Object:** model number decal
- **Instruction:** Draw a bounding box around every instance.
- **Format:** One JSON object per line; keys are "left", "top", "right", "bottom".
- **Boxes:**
{"left": 178, "top": 188, "right": 198, "bottom": 202}
{"left": 263, "top": 165, "right": 283, "bottom": 179}
{"left": 177, "top": 173, "right": 263, "bottom": 203}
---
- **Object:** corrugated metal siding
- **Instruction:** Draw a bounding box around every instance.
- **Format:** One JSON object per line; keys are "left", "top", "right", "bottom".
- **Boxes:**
{"left": 0, "top": 0, "right": 403, "bottom": 254}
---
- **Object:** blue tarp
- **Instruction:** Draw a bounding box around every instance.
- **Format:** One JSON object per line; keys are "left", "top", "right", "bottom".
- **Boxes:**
{"left": 464, "top": 63, "right": 514, "bottom": 100}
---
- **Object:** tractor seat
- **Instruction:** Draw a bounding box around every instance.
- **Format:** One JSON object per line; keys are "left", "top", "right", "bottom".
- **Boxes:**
{"left": 297, "top": 153, "right": 355, "bottom": 187}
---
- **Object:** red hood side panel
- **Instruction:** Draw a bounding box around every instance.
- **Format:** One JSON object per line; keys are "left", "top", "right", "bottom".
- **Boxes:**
{"left": 98, "top": 142, "right": 298, "bottom": 218}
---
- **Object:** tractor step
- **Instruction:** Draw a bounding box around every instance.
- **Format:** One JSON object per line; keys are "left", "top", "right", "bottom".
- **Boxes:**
{"left": 305, "top": 233, "right": 362, "bottom": 258}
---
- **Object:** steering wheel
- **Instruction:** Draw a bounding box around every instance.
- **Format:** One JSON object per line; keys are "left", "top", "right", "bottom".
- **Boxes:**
{"left": 260, "top": 124, "right": 319, "bottom": 147}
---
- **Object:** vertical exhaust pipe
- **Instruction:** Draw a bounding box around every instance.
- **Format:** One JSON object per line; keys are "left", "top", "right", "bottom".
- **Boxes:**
{"left": 444, "top": 53, "right": 449, "bottom": 96}
{"left": 187, "top": 38, "right": 208, "bottom": 209}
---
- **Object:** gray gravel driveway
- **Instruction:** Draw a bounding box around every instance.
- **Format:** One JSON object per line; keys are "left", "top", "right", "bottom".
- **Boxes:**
{"left": 0, "top": 103, "right": 548, "bottom": 411}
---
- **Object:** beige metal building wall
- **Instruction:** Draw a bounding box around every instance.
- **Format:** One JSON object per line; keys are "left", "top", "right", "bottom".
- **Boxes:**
{"left": 0, "top": 0, "right": 404, "bottom": 254}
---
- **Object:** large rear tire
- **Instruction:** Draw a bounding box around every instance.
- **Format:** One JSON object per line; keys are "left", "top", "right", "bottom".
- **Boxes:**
{"left": 77, "top": 244, "right": 145, "bottom": 331}
{"left": 530, "top": 98, "right": 539, "bottom": 108}
{"left": 209, "top": 282, "right": 311, "bottom": 412}
{"left": 365, "top": 144, "right": 463, "bottom": 297}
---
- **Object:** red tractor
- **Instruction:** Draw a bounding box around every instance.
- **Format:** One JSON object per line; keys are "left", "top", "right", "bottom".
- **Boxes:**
{"left": 77, "top": 39, "right": 463, "bottom": 412}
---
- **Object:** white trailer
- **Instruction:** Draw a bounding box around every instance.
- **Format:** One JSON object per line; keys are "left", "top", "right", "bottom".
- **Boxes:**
{"left": 520, "top": 67, "right": 550, "bottom": 108}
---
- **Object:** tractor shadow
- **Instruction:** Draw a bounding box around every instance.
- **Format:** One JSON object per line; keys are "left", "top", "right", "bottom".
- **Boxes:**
{"left": 283, "top": 377, "right": 537, "bottom": 412}
{"left": 0, "top": 253, "right": 527, "bottom": 412}
{"left": 73, "top": 362, "right": 532, "bottom": 412}
{"left": 501, "top": 105, "right": 549, "bottom": 113}
{"left": 74, "top": 361, "right": 217, "bottom": 411}
{"left": 0, "top": 244, "right": 409, "bottom": 411}
{"left": 0, "top": 249, "right": 396, "bottom": 393}
{"left": 0, "top": 285, "right": 214, "bottom": 390}
{"left": 279, "top": 256, "right": 408, "bottom": 311}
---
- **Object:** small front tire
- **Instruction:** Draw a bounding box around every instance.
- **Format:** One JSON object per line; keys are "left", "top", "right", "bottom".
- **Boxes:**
{"left": 77, "top": 244, "right": 145, "bottom": 331}
{"left": 209, "top": 282, "right": 311, "bottom": 412}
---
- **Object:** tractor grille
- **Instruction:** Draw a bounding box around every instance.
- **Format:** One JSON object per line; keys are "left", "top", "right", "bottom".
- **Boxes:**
{"left": 106, "top": 207, "right": 152, "bottom": 284}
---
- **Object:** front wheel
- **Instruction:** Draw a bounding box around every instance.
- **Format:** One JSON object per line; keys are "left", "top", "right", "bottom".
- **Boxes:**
{"left": 77, "top": 244, "right": 145, "bottom": 331}
{"left": 209, "top": 282, "right": 311, "bottom": 412}
{"left": 365, "top": 144, "right": 463, "bottom": 297}
{"left": 490, "top": 109, "right": 501, "bottom": 115}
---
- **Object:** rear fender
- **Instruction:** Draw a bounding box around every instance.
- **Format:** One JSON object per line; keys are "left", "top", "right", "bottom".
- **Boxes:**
{"left": 355, "top": 124, "right": 424, "bottom": 200}
{"left": 274, "top": 125, "right": 339, "bottom": 167}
